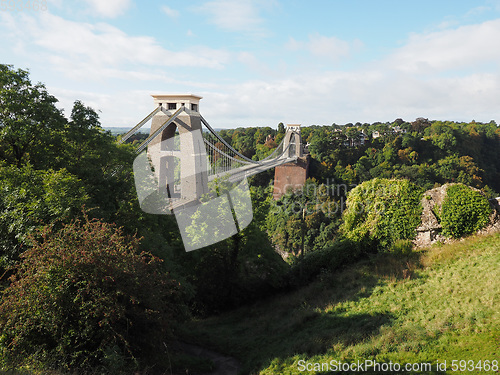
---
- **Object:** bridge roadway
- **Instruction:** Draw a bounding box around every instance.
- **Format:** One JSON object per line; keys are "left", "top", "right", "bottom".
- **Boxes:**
{"left": 164, "top": 155, "right": 298, "bottom": 212}
{"left": 207, "top": 155, "right": 298, "bottom": 183}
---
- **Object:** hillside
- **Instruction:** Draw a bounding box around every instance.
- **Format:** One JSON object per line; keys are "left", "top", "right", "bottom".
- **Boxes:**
{"left": 181, "top": 232, "right": 500, "bottom": 374}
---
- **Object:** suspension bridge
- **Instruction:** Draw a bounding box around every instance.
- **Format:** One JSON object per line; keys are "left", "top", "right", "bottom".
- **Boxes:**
{"left": 120, "top": 94, "right": 308, "bottom": 250}
{"left": 121, "top": 94, "right": 305, "bottom": 203}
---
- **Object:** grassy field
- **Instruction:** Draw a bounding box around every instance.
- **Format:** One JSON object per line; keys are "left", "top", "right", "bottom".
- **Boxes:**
{"left": 180, "top": 233, "right": 500, "bottom": 374}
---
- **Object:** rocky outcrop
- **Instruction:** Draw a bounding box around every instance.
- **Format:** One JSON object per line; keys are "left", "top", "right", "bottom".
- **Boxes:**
{"left": 414, "top": 185, "right": 448, "bottom": 248}
{"left": 414, "top": 184, "right": 500, "bottom": 248}
{"left": 478, "top": 196, "right": 500, "bottom": 236}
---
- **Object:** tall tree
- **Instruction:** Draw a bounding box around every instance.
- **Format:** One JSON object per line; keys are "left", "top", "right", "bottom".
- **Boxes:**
{"left": 0, "top": 64, "right": 65, "bottom": 167}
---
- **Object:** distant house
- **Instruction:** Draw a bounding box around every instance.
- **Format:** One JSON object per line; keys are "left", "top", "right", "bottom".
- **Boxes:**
{"left": 344, "top": 130, "right": 367, "bottom": 147}
{"left": 372, "top": 126, "right": 406, "bottom": 139}
{"left": 359, "top": 132, "right": 367, "bottom": 145}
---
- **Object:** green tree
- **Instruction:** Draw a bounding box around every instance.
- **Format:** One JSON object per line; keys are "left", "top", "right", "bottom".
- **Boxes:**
{"left": 354, "top": 155, "right": 372, "bottom": 181}
{"left": 0, "top": 216, "right": 186, "bottom": 372}
{"left": 178, "top": 181, "right": 287, "bottom": 314}
{"left": 0, "top": 164, "right": 89, "bottom": 268}
{"left": 411, "top": 117, "right": 431, "bottom": 133}
{"left": 0, "top": 64, "right": 65, "bottom": 167}
{"left": 344, "top": 127, "right": 361, "bottom": 146}
{"left": 266, "top": 179, "right": 339, "bottom": 257}
{"left": 308, "top": 129, "right": 332, "bottom": 162}
{"left": 1, "top": 65, "right": 137, "bottom": 225}
{"left": 231, "top": 128, "right": 257, "bottom": 158}
{"left": 58, "top": 101, "right": 137, "bottom": 222}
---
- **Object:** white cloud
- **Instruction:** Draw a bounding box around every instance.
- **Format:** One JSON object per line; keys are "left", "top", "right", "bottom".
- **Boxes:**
{"left": 203, "top": 19, "right": 500, "bottom": 127}
{"left": 49, "top": 34, "right": 500, "bottom": 129}
{"left": 286, "top": 33, "right": 363, "bottom": 63}
{"left": 389, "top": 19, "right": 500, "bottom": 73}
{"left": 237, "top": 52, "right": 271, "bottom": 74}
{"left": 465, "top": 0, "right": 500, "bottom": 16}
{"left": 161, "top": 5, "right": 179, "bottom": 18}
{"left": 284, "top": 37, "right": 301, "bottom": 51}
{"left": 5, "top": 11, "right": 230, "bottom": 78}
{"left": 3, "top": 6, "right": 499, "bottom": 129}
{"left": 84, "top": 0, "right": 132, "bottom": 18}
{"left": 465, "top": 5, "right": 491, "bottom": 17}
{"left": 309, "top": 34, "right": 363, "bottom": 62}
{"left": 195, "top": 0, "right": 268, "bottom": 34}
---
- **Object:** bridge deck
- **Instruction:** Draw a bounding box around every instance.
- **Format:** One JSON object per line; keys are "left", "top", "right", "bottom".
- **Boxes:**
{"left": 208, "top": 156, "right": 298, "bottom": 183}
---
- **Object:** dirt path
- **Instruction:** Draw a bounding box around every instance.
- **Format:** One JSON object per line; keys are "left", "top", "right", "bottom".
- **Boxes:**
{"left": 169, "top": 341, "right": 241, "bottom": 375}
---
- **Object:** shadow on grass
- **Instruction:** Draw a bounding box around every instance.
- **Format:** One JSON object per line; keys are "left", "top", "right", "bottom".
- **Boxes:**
{"left": 281, "top": 310, "right": 393, "bottom": 354}
{"left": 234, "top": 310, "right": 393, "bottom": 374}
{"left": 181, "top": 266, "right": 396, "bottom": 374}
{"left": 181, "top": 234, "right": 500, "bottom": 374}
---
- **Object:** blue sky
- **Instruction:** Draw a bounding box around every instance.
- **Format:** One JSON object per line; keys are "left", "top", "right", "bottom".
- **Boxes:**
{"left": 2, "top": 0, "right": 500, "bottom": 128}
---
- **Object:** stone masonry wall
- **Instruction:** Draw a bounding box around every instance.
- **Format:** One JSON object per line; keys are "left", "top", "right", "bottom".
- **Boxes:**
{"left": 273, "top": 155, "right": 310, "bottom": 199}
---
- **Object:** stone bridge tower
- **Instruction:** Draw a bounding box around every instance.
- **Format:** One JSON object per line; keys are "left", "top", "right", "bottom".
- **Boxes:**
{"left": 273, "top": 124, "right": 310, "bottom": 199}
{"left": 148, "top": 94, "right": 209, "bottom": 206}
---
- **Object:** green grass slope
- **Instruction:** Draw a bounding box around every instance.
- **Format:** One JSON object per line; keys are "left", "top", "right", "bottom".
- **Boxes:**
{"left": 181, "top": 233, "right": 499, "bottom": 374}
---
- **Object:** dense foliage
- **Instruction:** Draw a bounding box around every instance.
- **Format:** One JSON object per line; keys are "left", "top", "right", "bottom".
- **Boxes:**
{"left": 301, "top": 119, "right": 500, "bottom": 195}
{"left": 290, "top": 238, "right": 363, "bottom": 282}
{"left": 217, "top": 119, "right": 500, "bottom": 197}
{"left": 440, "top": 184, "right": 492, "bottom": 238}
{"left": 0, "top": 217, "right": 186, "bottom": 372}
{"left": 0, "top": 64, "right": 187, "bottom": 372}
{"left": 0, "top": 164, "right": 89, "bottom": 268}
{"left": 266, "top": 179, "right": 340, "bottom": 258}
{"left": 0, "top": 65, "right": 65, "bottom": 167}
{"left": 340, "top": 178, "right": 424, "bottom": 250}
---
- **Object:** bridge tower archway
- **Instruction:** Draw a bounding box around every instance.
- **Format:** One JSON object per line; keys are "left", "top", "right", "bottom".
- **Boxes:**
{"left": 273, "top": 123, "right": 310, "bottom": 199}
{"left": 283, "top": 124, "right": 303, "bottom": 158}
{"left": 148, "top": 94, "right": 209, "bottom": 204}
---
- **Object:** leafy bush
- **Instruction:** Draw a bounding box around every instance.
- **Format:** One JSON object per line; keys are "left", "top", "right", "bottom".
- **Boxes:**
{"left": 0, "top": 216, "right": 187, "bottom": 372}
{"left": 440, "top": 184, "right": 491, "bottom": 238}
{"left": 340, "top": 178, "right": 424, "bottom": 250}
{"left": 0, "top": 164, "right": 89, "bottom": 269}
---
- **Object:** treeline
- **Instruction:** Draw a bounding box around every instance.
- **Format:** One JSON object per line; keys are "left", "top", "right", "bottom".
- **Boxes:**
{"left": 306, "top": 118, "right": 500, "bottom": 194}
{"left": 217, "top": 119, "right": 500, "bottom": 194}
